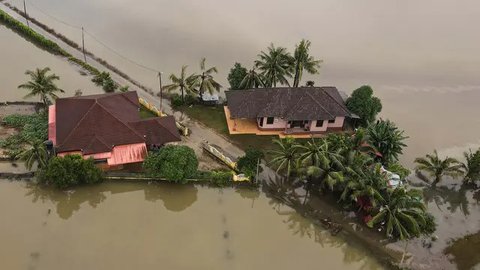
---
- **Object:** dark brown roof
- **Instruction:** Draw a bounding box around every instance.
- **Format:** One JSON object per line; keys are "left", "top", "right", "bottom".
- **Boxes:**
{"left": 225, "top": 87, "right": 352, "bottom": 120}
{"left": 55, "top": 91, "right": 181, "bottom": 154}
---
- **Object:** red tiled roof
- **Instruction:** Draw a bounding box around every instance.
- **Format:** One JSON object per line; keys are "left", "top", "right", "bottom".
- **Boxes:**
{"left": 54, "top": 91, "right": 181, "bottom": 155}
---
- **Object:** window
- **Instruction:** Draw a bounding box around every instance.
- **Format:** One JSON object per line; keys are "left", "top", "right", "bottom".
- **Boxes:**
{"left": 266, "top": 117, "right": 274, "bottom": 125}
{"left": 316, "top": 120, "right": 324, "bottom": 127}
{"left": 328, "top": 118, "right": 336, "bottom": 124}
{"left": 259, "top": 117, "right": 264, "bottom": 127}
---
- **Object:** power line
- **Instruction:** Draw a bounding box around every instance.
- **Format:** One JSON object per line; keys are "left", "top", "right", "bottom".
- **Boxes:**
{"left": 25, "top": 1, "right": 159, "bottom": 73}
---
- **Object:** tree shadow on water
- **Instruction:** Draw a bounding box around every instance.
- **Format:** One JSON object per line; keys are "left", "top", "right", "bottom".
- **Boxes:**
{"left": 422, "top": 183, "right": 473, "bottom": 216}
{"left": 143, "top": 182, "right": 198, "bottom": 212}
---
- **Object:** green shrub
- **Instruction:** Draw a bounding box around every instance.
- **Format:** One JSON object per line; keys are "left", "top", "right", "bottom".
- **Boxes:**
{"left": 1, "top": 113, "right": 48, "bottom": 159}
{"left": 386, "top": 162, "right": 411, "bottom": 179}
{"left": 210, "top": 170, "right": 234, "bottom": 186}
{"left": 143, "top": 145, "right": 198, "bottom": 183}
{"left": 236, "top": 148, "right": 264, "bottom": 178}
{"left": 37, "top": 155, "right": 104, "bottom": 189}
{"left": 170, "top": 93, "right": 197, "bottom": 108}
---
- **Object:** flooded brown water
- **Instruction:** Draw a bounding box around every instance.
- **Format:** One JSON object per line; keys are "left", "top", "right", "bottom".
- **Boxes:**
{"left": 4, "top": 0, "right": 480, "bottom": 166}
{"left": 0, "top": 180, "right": 383, "bottom": 270}
{"left": 0, "top": 25, "right": 102, "bottom": 101}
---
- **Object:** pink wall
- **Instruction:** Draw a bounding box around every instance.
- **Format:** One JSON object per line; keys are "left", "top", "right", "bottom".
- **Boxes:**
{"left": 327, "top": 117, "right": 345, "bottom": 128}
{"left": 309, "top": 120, "right": 328, "bottom": 132}
{"left": 258, "top": 117, "right": 287, "bottom": 129}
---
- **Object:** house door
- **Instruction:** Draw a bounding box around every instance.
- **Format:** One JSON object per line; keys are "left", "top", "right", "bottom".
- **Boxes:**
{"left": 290, "top": 120, "right": 304, "bottom": 128}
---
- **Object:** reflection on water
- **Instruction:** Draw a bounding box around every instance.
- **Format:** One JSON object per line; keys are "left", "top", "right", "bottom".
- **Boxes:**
{"left": 422, "top": 183, "right": 472, "bottom": 216}
{"left": 0, "top": 180, "right": 383, "bottom": 270}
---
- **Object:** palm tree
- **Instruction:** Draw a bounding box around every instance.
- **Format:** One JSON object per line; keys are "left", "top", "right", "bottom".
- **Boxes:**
{"left": 197, "top": 58, "right": 222, "bottom": 98}
{"left": 19, "top": 140, "right": 49, "bottom": 171}
{"left": 292, "top": 39, "right": 322, "bottom": 87}
{"left": 339, "top": 164, "right": 387, "bottom": 208}
{"left": 367, "top": 119, "right": 408, "bottom": 165}
{"left": 269, "top": 137, "right": 298, "bottom": 176}
{"left": 367, "top": 188, "right": 428, "bottom": 264}
{"left": 414, "top": 150, "right": 464, "bottom": 185}
{"left": 461, "top": 148, "right": 480, "bottom": 185}
{"left": 163, "top": 65, "right": 199, "bottom": 104}
{"left": 255, "top": 44, "right": 293, "bottom": 87}
{"left": 18, "top": 67, "right": 64, "bottom": 109}
{"left": 239, "top": 67, "right": 265, "bottom": 89}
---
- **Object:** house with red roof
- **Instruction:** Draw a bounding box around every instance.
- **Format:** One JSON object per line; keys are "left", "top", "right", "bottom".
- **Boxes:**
{"left": 48, "top": 91, "right": 181, "bottom": 169}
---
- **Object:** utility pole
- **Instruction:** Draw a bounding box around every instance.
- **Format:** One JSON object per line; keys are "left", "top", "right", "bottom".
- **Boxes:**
{"left": 81, "top": 27, "right": 87, "bottom": 62}
{"left": 23, "top": 0, "right": 29, "bottom": 28}
{"left": 158, "top": 72, "right": 163, "bottom": 113}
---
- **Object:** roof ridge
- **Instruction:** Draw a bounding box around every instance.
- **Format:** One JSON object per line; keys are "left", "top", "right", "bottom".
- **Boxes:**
{"left": 96, "top": 102, "right": 145, "bottom": 143}
{"left": 305, "top": 90, "right": 334, "bottom": 119}
{"left": 322, "top": 88, "right": 351, "bottom": 115}
{"left": 58, "top": 101, "right": 96, "bottom": 149}
{"left": 85, "top": 135, "right": 110, "bottom": 152}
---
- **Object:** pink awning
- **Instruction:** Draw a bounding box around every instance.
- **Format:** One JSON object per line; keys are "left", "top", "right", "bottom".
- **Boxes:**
{"left": 107, "top": 143, "right": 147, "bottom": 166}
{"left": 48, "top": 105, "right": 56, "bottom": 145}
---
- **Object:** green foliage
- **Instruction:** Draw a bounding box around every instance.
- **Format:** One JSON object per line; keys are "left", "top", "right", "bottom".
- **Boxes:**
{"left": 164, "top": 66, "right": 199, "bottom": 104}
{"left": 367, "top": 188, "right": 433, "bottom": 240}
{"left": 68, "top": 57, "right": 100, "bottom": 76}
{"left": 415, "top": 150, "right": 464, "bottom": 184}
{"left": 1, "top": 113, "right": 48, "bottom": 159}
{"left": 143, "top": 145, "right": 199, "bottom": 183}
{"left": 269, "top": 137, "right": 298, "bottom": 176}
{"left": 236, "top": 148, "right": 264, "bottom": 178}
{"left": 387, "top": 162, "right": 412, "bottom": 179}
{"left": 198, "top": 58, "right": 222, "bottom": 96}
{"left": 239, "top": 68, "right": 265, "bottom": 89}
{"left": 255, "top": 43, "right": 293, "bottom": 87}
{"left": 18, "top": 67, "right": 65, "bottom": 109}
{"left": 462, "top": 148, "right": 480, "bottom": 184}
{"left": 210, "top": 170, "right": 234, "bottom": 186}
{"left": 0, "top": 9, "right": 69, "bottom": 57}
{"left": 346, "top": 85, "right": 382, "bottom": 127}
{"left": 292, "top": 39, "right": 322, "bottom": 87}
{"left": 170, "top": 93, "right": 197, "bottom": 108}
{"left": 119, "top": 85, "right": 129, "bottom": 92}
{"left": 92, "top": 71, "right": 118, "bottom": 93}
{"left": 37, "top": 155, "right": 104, "bottom": 189}
{"left": 19, "top": 140, "right": 49, "bottom": 170}
{"left": 367, "top": 119, "right": 408, "bottom": 165}
{"left": 227, "top": 63, "right": 248, "bottom": 90}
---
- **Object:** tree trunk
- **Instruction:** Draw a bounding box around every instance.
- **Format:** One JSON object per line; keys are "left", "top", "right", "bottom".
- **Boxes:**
{"left": 400, "top": 241, "right": 409, "bottom": 265}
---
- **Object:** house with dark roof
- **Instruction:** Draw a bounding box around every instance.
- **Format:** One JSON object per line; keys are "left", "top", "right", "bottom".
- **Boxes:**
{"left": 224, "top": 87, "right": 355, "bottom": 137}
{"left": 48, "top": 91, "right": 181, "bottom": 169}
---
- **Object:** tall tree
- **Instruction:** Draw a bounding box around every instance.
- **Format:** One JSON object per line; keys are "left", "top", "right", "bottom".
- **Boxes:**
{"left": 197, "top": 58, "right": 222, "bottom": 98}
{"left": 367, "top": 119, "right": 408, "bottom": 165}
{"left": 18, "top": 67, "right": 64, "bottom": 109}
{"left": 346, "top": 85, "right": 382, "bottom": 127}
{"left": 239, "top": 68, "right": 264, "bottom": 89}
{"left": 270, "top": 137, "right": 298, "bottom": 176}
{"left": 292, "top": 39, "right": 322, "bottom": 87}
{"left": 163, "top": 65, "right": 199, "bottom": 104}
{"left": 255, "top": 44, "right": 293, "bottom": 87}
{"left": 19, "top": 140, "right": 49, "bottom": 171}
{"left": 227, "top": 62, "right": 248, "bottom": 90}
{"left": 415, "top": 150, "right": 464, "bottom": 184}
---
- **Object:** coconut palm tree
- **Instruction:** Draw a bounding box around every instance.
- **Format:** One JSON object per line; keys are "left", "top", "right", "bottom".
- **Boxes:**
{"left": 18, "top": 67, "right": 64, "bottom": 109}
{"left": 292, "top": 39, "right": 322, "bottom": 87}
{"left": 461, "top": 148, "right": 480, "bottom": 185}
{"left": 19, "top": 140, "right": 49, "bottom": 171}
{"left": 367, "top": 188, "right": 429, "bottom": 264}
{"left": 414, "top": 150, "right": 464, "bottom": 185}
{"left": 239, "top": 68, "right": 265, "bottom": 89}
{"left": 339, "top": 163, "right": 387, "bottom": 207}
{"left": 367, "top": 119, "right": 408, "bottom": 165}
{"left": 269, "top": 137, "right": 298, "bottom": 176}
{"left": 197, "top": 57, "right": 222, "bottom": 98}
{"left": 255, "top": 44, "right": 293, "bottom": 87}
{"left": 163, "top": 65, "right": 199, "bottom": 104}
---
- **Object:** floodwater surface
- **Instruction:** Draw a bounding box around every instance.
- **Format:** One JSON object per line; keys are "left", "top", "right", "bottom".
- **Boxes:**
{"left": 4, "top": 0, "right": 480, "bottom": 166}
{"left": 0, "top": 25, "right": 101, "bottom": 101}
{"left": 0, "top": 181, "right": 383, "bottom": 270}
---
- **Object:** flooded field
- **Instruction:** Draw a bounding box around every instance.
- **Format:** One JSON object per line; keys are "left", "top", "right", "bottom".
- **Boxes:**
{"left": 0, "top": 25, "right": 101, "bottom": 101}
{"left": 0, "top": 180, "right": 383, "bottom": 270}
